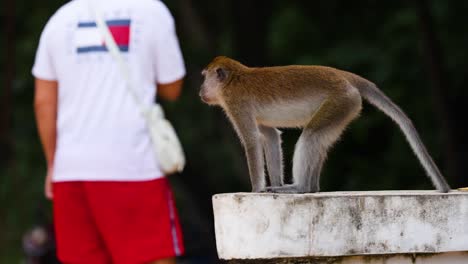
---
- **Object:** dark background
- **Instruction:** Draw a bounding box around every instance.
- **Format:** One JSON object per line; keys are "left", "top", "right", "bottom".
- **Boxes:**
{"left": 1, "top": 0, "right": 468, "bottom": 262}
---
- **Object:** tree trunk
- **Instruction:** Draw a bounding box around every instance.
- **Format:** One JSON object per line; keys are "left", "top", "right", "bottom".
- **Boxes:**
{"left": 175, "top": 0, "right": 214, "bottom": 52}
{"left": 1, "top": 0, "right": 15, "bottom": 169}
{"left": 0, "top": 0, "right": 15, "bottom": 250}
{"left": 414, "top": 0, "right": 464, "bottom": 187}
{"left": 232, "top": 0, "right": 273, "bottom": 66}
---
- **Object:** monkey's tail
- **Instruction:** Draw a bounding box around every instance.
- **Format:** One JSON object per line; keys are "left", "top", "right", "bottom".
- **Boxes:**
{"left": 344, "top": 72, "right": 451, "bottom": 192}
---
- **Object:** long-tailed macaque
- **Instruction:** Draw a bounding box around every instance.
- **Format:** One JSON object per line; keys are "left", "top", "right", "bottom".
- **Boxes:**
{"left": 200, "top": 56, "right": 451, "bottom": 193}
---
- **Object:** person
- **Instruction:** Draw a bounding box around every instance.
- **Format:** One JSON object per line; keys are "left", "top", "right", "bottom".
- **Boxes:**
{"left": 32, "top": 0, "right": 186, "bottom": 263}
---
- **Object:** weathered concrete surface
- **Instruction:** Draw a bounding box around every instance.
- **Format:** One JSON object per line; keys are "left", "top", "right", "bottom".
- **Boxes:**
{"left": 224, "top": 252, "right": 468, "bottom": 264}
{"left": 212, "top": 191, "right": 468, "bottom": 261}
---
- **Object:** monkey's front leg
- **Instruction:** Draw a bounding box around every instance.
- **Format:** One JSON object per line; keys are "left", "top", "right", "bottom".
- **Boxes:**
{"left": 243, "top": 139, "right": 267, "bottom": 192}
{"left": 260, "top": 126, "right": 283, "bottom": 187}
{"left": 229, "top": 113, "right": 266, "bottom": 192}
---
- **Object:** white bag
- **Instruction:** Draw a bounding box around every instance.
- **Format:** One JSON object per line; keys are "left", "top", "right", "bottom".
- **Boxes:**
{"left": 88, "top": 1, "right": 185, "bottom": 174}
{"left": 142, "top": 105, "right": 185, "bottom": 174}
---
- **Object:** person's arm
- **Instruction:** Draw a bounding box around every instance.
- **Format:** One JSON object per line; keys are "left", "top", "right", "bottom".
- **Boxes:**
{"left": 157, "top": 78, "right": 184, "bottom": 102}
{"left": 34, "top": 78, "right": 58, "bottom": 199}
{"left": 151, "top": 3, "right": 185, "bottom": 102}
{"left": 34, "top": 78, "right": 58, "bottom": 166}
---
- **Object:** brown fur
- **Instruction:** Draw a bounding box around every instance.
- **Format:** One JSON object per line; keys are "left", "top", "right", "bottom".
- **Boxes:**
{"left": 200, "top": 56, "right": 450, "bottom": 193}
{"left": 204, "top": 56, "right": 355, "bottom": 105}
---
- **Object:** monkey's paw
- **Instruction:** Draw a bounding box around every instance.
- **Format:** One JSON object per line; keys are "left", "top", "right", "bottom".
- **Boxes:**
{"left": 266, "top": 184, "right": 308, "bottom": 194}
{"left": 251, "top": 187, "right": 269, "bottom": 193}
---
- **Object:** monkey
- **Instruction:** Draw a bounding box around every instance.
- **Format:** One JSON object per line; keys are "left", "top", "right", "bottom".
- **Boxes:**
{"left": 199, "top": 56, "right": 451, "bottom": 194}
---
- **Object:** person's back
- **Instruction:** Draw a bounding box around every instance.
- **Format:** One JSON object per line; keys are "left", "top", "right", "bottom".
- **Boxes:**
{"left": 33, "top": 0, "right": 185, "bottom": 182}
{"left": 33, "top": 1, "right": 186, "bottom": 263}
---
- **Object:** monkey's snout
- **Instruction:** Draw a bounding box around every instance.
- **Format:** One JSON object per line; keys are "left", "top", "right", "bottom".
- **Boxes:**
{"left": 200, "top": 91, "right": 217, "bottom": 105}
{"left": 199, "top": 90, "right": 209, "bottom": 103}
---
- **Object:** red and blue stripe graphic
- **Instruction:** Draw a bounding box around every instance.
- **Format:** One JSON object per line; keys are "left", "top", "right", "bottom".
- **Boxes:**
{"left": 76, "top": 19, "right": 131, "bottom": 53}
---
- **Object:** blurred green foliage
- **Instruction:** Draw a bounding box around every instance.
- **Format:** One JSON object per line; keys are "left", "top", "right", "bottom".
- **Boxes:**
{"left": 1, "top": 0, "right": 468, "bottom": 262}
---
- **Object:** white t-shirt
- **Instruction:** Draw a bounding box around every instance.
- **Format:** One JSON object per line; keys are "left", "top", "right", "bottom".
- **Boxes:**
{"left": 32, "top": 0, "right": 185, "bottom": 182}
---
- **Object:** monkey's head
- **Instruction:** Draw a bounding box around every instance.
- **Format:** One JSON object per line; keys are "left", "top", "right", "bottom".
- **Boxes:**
{"left": 200, "top": 56, "right": 243, "bottom": 106}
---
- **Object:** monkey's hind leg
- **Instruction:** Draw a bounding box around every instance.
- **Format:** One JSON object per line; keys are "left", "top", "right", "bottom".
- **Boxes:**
{"left": 260, "top": 126, "right": 284, "bottom": 187}
{"left": 268, "top": 96, "right": 361, "bottom": 194}
{"left": 267, "top": 129, "right": 327, "bottom": 193}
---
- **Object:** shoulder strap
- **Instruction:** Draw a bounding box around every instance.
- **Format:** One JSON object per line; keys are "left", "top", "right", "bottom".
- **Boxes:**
{"left": 86, "top": 0, "right": 145, "bottom": 113}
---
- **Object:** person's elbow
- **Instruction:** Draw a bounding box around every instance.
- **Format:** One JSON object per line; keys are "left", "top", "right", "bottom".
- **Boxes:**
{"left": 157, "top": 78, "right": 184, "bottom": 102}
{"left": 34, "top": 78, "right": 58, "bottom": 111}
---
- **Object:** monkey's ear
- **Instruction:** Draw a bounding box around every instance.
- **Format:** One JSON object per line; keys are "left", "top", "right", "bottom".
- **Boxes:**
{"left": 216, "top": 67, "right": 228, "bottom": 82}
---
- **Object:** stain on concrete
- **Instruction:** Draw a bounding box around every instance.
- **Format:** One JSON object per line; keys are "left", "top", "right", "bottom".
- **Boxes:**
{"left": 233, "top": 194, "right": 245, "bottom": 204}
{"left": 348, "top": 204, "right": 363, "bottom": 231}
{"left": 223, "top": 252, "right": 468, "bottom": 264}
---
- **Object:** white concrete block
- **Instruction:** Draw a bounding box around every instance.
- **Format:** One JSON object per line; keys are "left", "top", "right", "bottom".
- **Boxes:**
{"left": 212, "top": 191, "right": 468, "bottom": 260}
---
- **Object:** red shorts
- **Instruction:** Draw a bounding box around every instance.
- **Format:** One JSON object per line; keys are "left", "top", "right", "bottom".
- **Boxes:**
{"left": 53, "top": 178, "right": 184, "bottom": 264}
